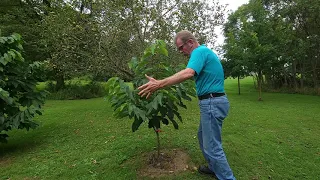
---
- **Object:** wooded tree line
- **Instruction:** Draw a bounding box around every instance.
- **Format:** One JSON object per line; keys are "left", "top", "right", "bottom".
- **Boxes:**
{"left": 1, "top": 0, "right": 319, "bottom": 97}
{"left": 0, "top": 0, "right": 226, "bottom": 141}
{"left": 0, "top": 0, "right": 226, "bottom": 90}
{"left": 223, "top": 0, "right": 320, "bottom": 97}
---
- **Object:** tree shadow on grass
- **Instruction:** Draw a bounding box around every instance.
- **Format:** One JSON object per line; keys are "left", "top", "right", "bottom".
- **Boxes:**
{"left": 0, "top": 128, "right": 53, "bottom": 161}
{"left": 0, "top": 124, "right": 83, "bottom": 164}
{"left": 1, "top": 137, "right": 42, "bottom": 154}
{"left": 0, "top": 134, "right": 46, "bottom": 167}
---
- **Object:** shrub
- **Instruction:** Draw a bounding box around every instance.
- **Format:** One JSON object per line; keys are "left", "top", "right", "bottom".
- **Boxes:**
{"left": 46, "top": 80, "right": 106, "bottom": 100}
{"left": 0, "top": 33, "right": 47, "bottom": 143}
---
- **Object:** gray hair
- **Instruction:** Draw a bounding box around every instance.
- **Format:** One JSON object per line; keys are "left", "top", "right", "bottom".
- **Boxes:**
{"left": 174, "top": 30, "right": 197, "bottom": 44}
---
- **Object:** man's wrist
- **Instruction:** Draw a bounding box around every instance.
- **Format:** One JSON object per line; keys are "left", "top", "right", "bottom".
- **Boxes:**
{"left": 158, "top": 79, "right": 165, "bottom": 89}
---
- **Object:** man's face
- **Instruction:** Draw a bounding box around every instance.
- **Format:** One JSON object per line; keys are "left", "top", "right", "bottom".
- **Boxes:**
{"left": 176, "top": 38, "right": 192, "bottom": 56}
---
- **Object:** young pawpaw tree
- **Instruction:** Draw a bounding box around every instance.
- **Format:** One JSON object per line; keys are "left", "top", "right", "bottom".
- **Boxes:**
{"left": 105, "top": 40, "right": 195, "bottom": 159}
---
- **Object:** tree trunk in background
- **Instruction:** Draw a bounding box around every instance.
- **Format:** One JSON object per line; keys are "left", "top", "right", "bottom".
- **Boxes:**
{"left": 253, "top": 76, "right": 257, "bottom": 89}
{"left": 292, "top": 60, "right": 297, "bottom": 90}
{"left": 258, "top": 71, "right": 263, "bottom": 101}
{"left": 300, "top": 60, "right": 305, "bottom": 90}
{"left": 272, "top": 71, "right": 276, "bottom": 89}
{"left": 56, "top": 73, "right": 65, "bottom": 91}
{"left": 238, "top": 76, "right": 241, "bottom": 95}
{"left": 284, "top": 72, "right": 288, "bottom": 88}
{"left": 311, "top": 58, "right": 318, "bottom": 89}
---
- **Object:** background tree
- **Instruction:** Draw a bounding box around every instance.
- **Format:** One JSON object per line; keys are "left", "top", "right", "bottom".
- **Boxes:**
{"left": 41, "top": 4, "right": 100, "bottom": 89}
{"left": 224, "top": 1, "right": 277, "bottom": 100}
{"left": 88, "top": 0, "right": 226, "bottom": 81}
{"left": 223, "top": 0, "right": 320, "bottom": 96}
{"left": 1, "top": 0, "right": 227, "bottom": 88}
{"left": 223, "top": 11, "right": 250, "bottom": 95}
{"left": 0, "top": 0, "right": 50, "bottom": 62}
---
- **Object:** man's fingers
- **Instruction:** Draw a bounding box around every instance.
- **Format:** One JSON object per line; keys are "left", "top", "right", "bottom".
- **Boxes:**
{"left": 138, "top": 84, "right": 146, "bottom": 90}
{"left": 146, "top": 92, "right": 151, "bottom": 99}
{"left": 138, "top": 89, "right": 146, "bottom": 96}
{"left": 138, "top": 81, "right": 151, "bottom": 90}
{"left": 142, "top": 91, "right": 151, "bottom": 98}
{"left": 138, "top": 88, "right": 153, "bottom": 98}
{"left": 138, "top": 87, "right": 151, "bottom": 95}
{"left": 137, "top": 75, "right": 151, "bottom": 90}
{"left": 138, "top": 91, "right": 146, "bottom": 96}
{"left": 137, "top": 74, "right": 156, "bottom": 98}
{"left": 138, "top": 86, "right": 150, "bottom": 95}
{"left": 145, "top": 74, "right": 152, "bottom": 80}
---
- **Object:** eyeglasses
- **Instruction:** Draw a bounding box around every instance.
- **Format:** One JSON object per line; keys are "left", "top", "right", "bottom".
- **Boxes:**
{"left": 178, "top": 42, "right": 187, "bottom": 51}
{"left": 177, "top": 39, "right": 192, "bottom": 51}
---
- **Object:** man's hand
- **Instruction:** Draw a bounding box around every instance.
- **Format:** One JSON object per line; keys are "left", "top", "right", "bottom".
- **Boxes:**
{"left": 138, "top": 74, "right": 161, "bottom": 99}
{"left": 137, "top": 68, "right": 194, "bottom": 99}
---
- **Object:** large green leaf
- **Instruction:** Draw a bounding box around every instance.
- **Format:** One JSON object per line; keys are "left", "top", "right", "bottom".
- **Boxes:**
{"left": 128, "top": 57, "right": 138, "bottom": 71}
{"left": 173, "top": 110, "right": 182, "bottom": 122}
{"left": 170, "top": 119, "right": 179, "bottom": 129}
{"left": 0, "top": 88, "right": 13, "bottom": 105}
{"left": 148, "top": 117, "right": 161, "bottom": 129}
{"left": 0, "top": 37, "right": 6, "bottom": 44}
{"left": 151, "top": 98, "right": 158, "bottom": 110}
{"left": 155, "top": 93, "right": 163, "bottom": 106}
{"left": 12, "top": 115, "right": 20, "bottom": 128}
{"left": 167, "top": 108, "right": 174, "bottom": 121}
{"left": 157, "top": 40, "right": 168, "bottom": 56}
{"left": 161, "top": 118, "right": 169, "bottom": 125}
{"left": 0, "top": 57, "right": 5, "bottom": 65}
{"left": 11, "top": 33, "right": 21, "bottom": 41}
{"left": 0, "top": 116, "right": 4, "bottom": 124}
{"left": 132, "top": 117, "right": 143, "bottom": 132}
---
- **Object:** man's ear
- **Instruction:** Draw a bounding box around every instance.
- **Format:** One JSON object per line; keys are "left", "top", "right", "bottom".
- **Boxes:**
{"left": 188, "top": 39, "right": 195, "bottom": 48}
{"left": 187, "top": 39, "right": 193, "bottom": 45}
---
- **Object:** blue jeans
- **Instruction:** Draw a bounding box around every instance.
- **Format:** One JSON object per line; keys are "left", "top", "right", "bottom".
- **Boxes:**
{"left": 198, "top": 95, "right": 236, "bottom": 180}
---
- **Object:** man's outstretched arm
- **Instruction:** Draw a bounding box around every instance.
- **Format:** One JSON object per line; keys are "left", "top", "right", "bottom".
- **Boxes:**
{"left": 138, "top": 68, "right": 195, "bottom": 98}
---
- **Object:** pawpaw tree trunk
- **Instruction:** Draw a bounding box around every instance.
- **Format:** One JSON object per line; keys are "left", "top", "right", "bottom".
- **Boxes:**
{"left": 155, "top": 130, "right": 160, "bottom": 159}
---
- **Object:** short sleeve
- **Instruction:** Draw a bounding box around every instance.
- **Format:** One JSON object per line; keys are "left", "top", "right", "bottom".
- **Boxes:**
{"left": 186, "top": 47, "right": 206, "bottom": 75}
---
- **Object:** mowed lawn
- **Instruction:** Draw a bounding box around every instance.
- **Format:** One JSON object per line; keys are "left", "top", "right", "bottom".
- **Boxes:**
{"left": 1, "top": 78, "right": 319, "bottom": 180}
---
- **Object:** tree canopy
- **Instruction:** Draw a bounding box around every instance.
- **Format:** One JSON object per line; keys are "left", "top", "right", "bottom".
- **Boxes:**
{"left": 223, "top": 0, "right": 320, "bottom": 98}
{"left": 1, "top": 0, "right": 227, "bottom": 87}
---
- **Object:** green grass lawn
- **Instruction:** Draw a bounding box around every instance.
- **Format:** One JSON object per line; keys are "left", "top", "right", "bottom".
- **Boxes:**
{"left": 1, "top": 78, "right": 320, "bottom": 179}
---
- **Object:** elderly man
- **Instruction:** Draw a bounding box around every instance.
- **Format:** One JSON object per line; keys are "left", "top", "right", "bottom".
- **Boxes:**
{"left": 138, "top": 30, "right": 236, "bottom": 180}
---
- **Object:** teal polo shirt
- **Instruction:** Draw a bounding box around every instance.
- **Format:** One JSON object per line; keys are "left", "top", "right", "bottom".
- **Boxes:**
{"left": 186, "top": 45, "right": 225, "bottom": 96}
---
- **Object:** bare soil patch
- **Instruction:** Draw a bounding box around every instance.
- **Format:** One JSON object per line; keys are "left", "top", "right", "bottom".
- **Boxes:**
{"left": 138, "top": 149, "right": 196, "bottom": 178}
{"left": 0, "top": 157, "right": 12, "bottom": 167}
